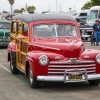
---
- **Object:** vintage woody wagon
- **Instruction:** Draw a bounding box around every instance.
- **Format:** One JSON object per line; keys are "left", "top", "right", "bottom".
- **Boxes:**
{"left": 8, "top": 14, "right": 100, "bottom": 88}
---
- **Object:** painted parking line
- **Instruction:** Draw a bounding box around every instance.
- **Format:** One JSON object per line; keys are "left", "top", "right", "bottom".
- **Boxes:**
{"left": 0, "top": 64, "right": 28, "bottom": 85}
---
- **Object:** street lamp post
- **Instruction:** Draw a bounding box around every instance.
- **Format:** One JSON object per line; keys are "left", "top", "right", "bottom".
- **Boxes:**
{"left": 11, "top": 4, "right": 13, "bottom": 14}
{"left": 8, "top": 0, "right": 14, "bottom": 14}
{"left": 49, "top": 4, "right": 50, "bottom": 12}
{"left": 56, "top": 0, "right": 57, "bottom": 12}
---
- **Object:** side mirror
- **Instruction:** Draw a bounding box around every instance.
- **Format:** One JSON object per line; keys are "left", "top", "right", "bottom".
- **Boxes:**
{"left": 98, "top": 15, "right": 100, "bottom": 18}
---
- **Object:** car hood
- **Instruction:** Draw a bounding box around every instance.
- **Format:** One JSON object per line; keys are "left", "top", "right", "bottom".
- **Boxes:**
{"left": 30, "top": 38, "right": 84, "bottom": 58}
{"left": 86, "top": 19, "right": 95, "bottom": 26}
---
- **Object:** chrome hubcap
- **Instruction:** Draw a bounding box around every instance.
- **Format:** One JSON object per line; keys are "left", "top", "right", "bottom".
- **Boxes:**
{"left": 30, "top": 69, "right": 33, "bottom": 84}
{"left": 10, "top": 61, "right": 13, "bottom": 70}
{"left": 11, "top": 65, "right": 13, "bottom": 70}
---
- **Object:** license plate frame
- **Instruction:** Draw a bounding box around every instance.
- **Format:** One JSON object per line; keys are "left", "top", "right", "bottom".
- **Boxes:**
{"left": 69, "top": 73, "right": 82, "bottom": 81}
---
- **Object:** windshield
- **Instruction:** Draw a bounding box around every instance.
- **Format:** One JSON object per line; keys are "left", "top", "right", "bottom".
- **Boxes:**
{"left": 0, "top": 22, "right": 10, "bottom": 29}
{"left": 32, "top": 24, "right": 78, "bottom": 38}
{"left": 79, "top": 13, "right": 87, "bottom": 16}
{"left": 90, "top": 10, "right": 98, "bottom": 19}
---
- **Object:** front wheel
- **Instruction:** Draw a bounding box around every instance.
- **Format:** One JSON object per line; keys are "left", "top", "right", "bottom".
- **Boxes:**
{"left": 87, "top": 37, "right": 91, "bottom": 42}
{"left": 88, "top": 80, "right": 100, "bottom": 86}
{"left": 28, "top": 65, "right": 41, "bottom": 88}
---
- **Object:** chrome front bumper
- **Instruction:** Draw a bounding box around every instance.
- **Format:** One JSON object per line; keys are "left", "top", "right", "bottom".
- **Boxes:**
{"left": 0, "top": 42, "right": 9, "bottom": 46}
{"left": 37, "top": 69, "right": 100, "bottom": 83}
{"left": 37, "top": 74, "right": 100, "bottom": 82}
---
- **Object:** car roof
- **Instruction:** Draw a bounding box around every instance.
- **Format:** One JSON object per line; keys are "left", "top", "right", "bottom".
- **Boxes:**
{"left": 90, "top": 6, "right": 100, "bottom": 10}
{"left": 0, "top": 20, "right": 10, "bottom": 23}
{"left": 12, "top": 14, "right": 76, "bottom": 24}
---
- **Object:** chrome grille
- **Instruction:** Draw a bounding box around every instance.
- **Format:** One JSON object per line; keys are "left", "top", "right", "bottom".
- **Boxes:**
{"left": 48, "top": 60, "right": 96, "bottom": 75}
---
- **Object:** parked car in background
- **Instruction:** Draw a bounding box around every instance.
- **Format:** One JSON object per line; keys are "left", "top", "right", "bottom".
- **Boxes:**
{"left": 0, "top": 20, "right": 10, "bottom": 47}
{"left": 80, "top": 6, "right": 100, "bottom": 36}
{"left": 72, "top": 11, "right": 89, "bottom": 24}
{"left": 8, "top": 14, "right": 100, "bottom": 88}
{"left": 75, "top": 18, "right": 91, "bottom": 42}
{"left": 72, "top": 11, "right": 91, "bottom": 42}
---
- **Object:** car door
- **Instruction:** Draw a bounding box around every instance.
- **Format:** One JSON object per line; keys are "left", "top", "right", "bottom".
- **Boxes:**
{"left": 16, "top": 21, "right": 29, "bottom": 71}
{"left": 20, "top": 23, "right": 29, "bottom": 71}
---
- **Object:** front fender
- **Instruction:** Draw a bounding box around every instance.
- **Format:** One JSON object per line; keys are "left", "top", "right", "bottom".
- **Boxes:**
{"left": 26, "top": 51, "right": 65, "bottom": 77}
{"left": 80, "top": 49, "right": 100, "bottom": 60}
{"left": 80, "top": 49, "right": 100, "bottom": 74}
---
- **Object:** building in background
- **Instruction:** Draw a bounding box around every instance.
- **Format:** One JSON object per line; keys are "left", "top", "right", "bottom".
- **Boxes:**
{"left": 1, "top": 12, "right": 10, "bottom": 20}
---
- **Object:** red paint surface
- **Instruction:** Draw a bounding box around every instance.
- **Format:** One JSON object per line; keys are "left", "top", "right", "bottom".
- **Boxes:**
{"left": 8, "top": 20, "right": 100, "bottom": 77}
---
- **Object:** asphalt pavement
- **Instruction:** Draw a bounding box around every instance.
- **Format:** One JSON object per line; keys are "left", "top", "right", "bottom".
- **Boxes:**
{"left": 0, "top": 42, "right": 100, "bottom": 100}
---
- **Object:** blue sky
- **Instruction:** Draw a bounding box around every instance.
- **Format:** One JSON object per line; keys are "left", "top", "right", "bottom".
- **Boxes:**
{"left": 0, "top": 0, "right": 90, "bottom": 13}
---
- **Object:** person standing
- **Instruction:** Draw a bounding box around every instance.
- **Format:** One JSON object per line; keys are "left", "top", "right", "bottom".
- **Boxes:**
{"left": 92, "top": 20, "right": 100, "bottom": 46}
{"left": 97, "top": 20, "right": 100, "bottom": 45}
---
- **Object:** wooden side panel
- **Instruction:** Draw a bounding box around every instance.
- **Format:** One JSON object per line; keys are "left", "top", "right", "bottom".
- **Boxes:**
{"left": 21, "top": 55, "right": 26, "bottom": 65}
{"left": 21, "top": 42, "right": 28, "bottom": 53}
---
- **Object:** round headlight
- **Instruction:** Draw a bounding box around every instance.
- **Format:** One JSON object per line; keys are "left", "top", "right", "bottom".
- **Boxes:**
{"left": 96, "top": 54, "right": 100, "bottom": 64}
{"left": 39, "top": 55, "right": 49, "bottom": 66}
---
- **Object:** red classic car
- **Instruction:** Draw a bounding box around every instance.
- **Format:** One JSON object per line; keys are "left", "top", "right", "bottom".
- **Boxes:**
{"left": 8, "top": 14, "right": 100, "bottom": 88}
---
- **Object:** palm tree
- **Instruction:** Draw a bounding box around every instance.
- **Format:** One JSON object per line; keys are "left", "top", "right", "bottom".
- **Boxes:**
{"left": 8, "top": 0, "right": 14, "bottom": 13}
{"left": 20, "top": 8, "right": 25, "bottom": 14}
{"left": 14, "top": 9, "right": 20, "bottom": 13}
{"left": 27, "top": 6, "right": 36, "bottom": 13}
{"left": 31, "top": 6, "right": 36, "bottom": 12}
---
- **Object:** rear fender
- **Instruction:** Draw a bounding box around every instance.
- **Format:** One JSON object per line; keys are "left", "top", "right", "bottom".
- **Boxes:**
{"left": 7, "top": 42, "right": 16, "bottom": 62}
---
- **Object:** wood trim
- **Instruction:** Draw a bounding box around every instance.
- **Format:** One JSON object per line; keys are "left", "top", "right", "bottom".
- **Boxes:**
{"left": 21, "top": 64, "right": 25, "bottom": 71}
{"left": 11, "top": 20, "right": 16, "bottom": 22}
{"left": 16, "top": 20, "right": 22, "bottom": 23}
{"left": 11, "top": 20, "right": 29, "bottom": 72}
{"left": 21, "top": 51, "right": 26, "bottom": 56}
{"left": 22, "top": 22, "right": 29, "bottom": 40}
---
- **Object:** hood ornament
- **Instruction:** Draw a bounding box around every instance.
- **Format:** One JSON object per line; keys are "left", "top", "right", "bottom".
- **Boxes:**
{"left": 69, "top": 41, "right": 74, "bottom": 46}
{"left": 66, "top": 39, "right": 75, "bottom": 46}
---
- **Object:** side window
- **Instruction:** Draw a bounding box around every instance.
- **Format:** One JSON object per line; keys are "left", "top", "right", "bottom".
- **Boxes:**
{"left": 17, "top": 22, "right": 21, "bottom": 35}
{"left": 11, "top": 22, "right": 16, "bottom": 34}
{"left": 22, "top": 24, "right": 28, "bottom": 36}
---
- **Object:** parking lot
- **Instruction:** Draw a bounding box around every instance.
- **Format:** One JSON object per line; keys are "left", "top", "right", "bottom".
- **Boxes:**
{"left": 0, "top": 42, "right": 100, "bottom": 100}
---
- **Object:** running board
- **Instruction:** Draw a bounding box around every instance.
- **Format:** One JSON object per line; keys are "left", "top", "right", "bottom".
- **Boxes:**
{"left": 16, "top": 66, "right": 25, "bottom": 73}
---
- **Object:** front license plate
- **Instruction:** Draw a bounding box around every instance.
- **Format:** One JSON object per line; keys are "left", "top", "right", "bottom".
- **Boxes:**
{"left": 69, "top": 73, "right": 82, "bottom": 80}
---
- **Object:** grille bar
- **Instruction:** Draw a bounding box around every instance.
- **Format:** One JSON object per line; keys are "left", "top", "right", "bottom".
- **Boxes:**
{"left": 48, "top": 70, "right": 95, "bottom": 74}
{"left": 50, "top": 60, "right": 95, "bottom": 64}
{"left": 48, "top": 60, "right": 96, "bottom": 75}
{"left": 48, "top": 67, "right": 96, "bottom": 71}
{"left": 49, "top": 64, "right": 96, "bottom": 68}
